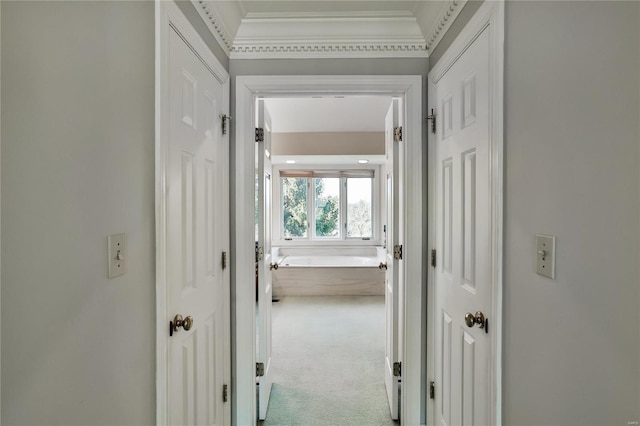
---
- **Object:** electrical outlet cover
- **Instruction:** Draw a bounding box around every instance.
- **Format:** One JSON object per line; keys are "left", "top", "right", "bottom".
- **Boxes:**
{"left": 108, "top": 233, "right": 127, "bottom": 278}
{"left": 536, "top": 234, "right": 555, "bottom": 279}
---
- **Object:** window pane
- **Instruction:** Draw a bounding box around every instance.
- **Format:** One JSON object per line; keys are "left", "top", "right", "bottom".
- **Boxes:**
{"left": 314, "top": 177, "right": 340, "bottom": 238}
{"left": 282, "top": 177, "right": 308, "bottom": 238}
{"left": 347, "top": 178, "right": 373, "bottom": 238}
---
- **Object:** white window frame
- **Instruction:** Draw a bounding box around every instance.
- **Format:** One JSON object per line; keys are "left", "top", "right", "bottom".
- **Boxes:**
{"left": 273, "top": 164, "right": 382, "bottom": 246}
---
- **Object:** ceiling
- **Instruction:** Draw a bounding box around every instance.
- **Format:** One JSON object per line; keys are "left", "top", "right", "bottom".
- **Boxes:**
{"left": 263, "top": 97, "right": 393, "bottom": 133}
{"left": 194, "top": 0, "right": 467, "bottom": 59}
{"left": 238, "top": 1, "right": 424, "bottom": 15}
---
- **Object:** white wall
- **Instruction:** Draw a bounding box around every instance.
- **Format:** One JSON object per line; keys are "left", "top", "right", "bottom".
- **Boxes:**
{"left": 502, "top": 2, "right": 639, "bottom": 423}
{"left": 1, "top": 2, "right": 156, "bottom": 424}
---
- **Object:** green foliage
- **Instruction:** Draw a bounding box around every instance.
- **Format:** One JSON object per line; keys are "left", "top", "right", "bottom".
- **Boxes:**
{"left": 282, "top": 177, "right": 308, "bottom": 237}
{"left": 315, "top": 178, "right": 339, "bottom": 237}
{"left": 282, "top": 177, "right": 372, "bottom": 239}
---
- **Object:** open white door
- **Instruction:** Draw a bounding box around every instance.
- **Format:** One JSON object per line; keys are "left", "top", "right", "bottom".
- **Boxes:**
{"left": 163, "top": 9, "right": 230, "bottom": 425}
{"left": 384, "top": 98, "right": 403, "bottom": 420}
{"left": 256, "top": 99, "right": 274, "bottom": 420}
{"left": 433, "top": 24, "right": 492, "bottom": 426}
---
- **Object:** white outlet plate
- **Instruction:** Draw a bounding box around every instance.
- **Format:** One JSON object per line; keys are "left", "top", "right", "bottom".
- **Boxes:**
{"left": 108, "top": 233, "right": 127, "bottom": 278}
{"left": 536, "top": 234, "right": 555, "bottom": 279}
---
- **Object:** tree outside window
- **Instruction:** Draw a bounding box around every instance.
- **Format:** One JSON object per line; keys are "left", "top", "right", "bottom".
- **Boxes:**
{"left": 282, "top": 177, "right": 308, "bottom": 238}
{"left": 280, "top": 171, "right": 374, "bottom": 241}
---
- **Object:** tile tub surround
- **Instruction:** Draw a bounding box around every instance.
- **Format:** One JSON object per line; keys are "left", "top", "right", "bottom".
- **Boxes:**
{"left": 271, "top": 246, "right": 385, "bottom": 296}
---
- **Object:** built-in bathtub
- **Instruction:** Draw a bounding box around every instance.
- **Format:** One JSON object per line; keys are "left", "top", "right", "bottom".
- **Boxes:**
{"left": 272, "top": 247, "right": 385, "bottom": 297}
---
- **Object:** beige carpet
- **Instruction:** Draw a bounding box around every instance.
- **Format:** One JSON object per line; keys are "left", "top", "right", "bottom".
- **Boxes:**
{"left": 260, "top": 296, "right": 398, "bottom": 426}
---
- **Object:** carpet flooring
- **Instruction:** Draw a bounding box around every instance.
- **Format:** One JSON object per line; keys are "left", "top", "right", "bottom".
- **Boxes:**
{"left": 260, "top": 296, "right": 398, "bottom": 426}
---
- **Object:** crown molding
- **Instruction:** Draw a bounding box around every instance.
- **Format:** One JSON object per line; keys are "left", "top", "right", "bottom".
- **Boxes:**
{"left": 230, "top": 42, "right": 428, "bottom": 60}
{"left": 230, "top": 12, "right": 428, "bottom": 59}
{"left": 425, "top": 0, "right": 468, "bottom": 52}
{"left": 192, "top": 0, "right": 236, "bottom": 56}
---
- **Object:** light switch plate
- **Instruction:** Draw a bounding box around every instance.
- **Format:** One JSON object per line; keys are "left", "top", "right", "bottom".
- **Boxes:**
{"left": 108, "top": 233, "right": 127, "bottom": 278}
{"left": 536, "top": 234, "right": 555, "bottom": 279}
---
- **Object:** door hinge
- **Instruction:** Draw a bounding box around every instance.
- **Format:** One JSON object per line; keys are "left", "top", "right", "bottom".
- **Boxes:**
{"left": 223, "top": 384, "right": 228, "bottom": 402}
{"left": 393, "top": 244, "right": 403, "bottom": 260}
{"left": 393, "top": 126, "right": 403, "bottom": 142}
{"left": 222, "top": 251, "right": 227, "bottom": 270}
{"left": 427, "top": 109, "right": 436, "bottom": 134}
{"left": 256, "top": 246, "right": 264, "bottom": 261}
{"left": 255, "top": 127, "right": 264, "bottom": 142}
{"left": 430, "top": 381, "right": 435, "bottom": 399}
{"left": 220, "top": 114, "right": 232, "bottom": 135}
{"left": 393, "top": 362, "right": 401, "bottom": 377}
{"left": 431, "top": 249, "right": 436, "bottom": 267}
{"left": 256, "top": 362, "right": 265, "bottom": 377}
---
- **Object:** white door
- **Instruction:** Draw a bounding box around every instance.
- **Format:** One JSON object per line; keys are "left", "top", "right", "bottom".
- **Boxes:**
{"left": 256, "top": 99, "right": 274, "bottom": 420}
{"left": 433, "top": 26, "right": 491, "bottom": 426}
{"left": 384, "top": 98, "right": 403, "bottom": 420}
{"left": 167, "top": 25, "right": 229, "bottom": 426}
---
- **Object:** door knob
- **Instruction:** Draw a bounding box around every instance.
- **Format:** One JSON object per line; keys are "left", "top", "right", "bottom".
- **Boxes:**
{"left": 170, "top": 314, "right": 193, "bottom": 336}
{"left": 464, "top": 311, "right": 486, "bottom": 329}
{"left": 379, "top": 262, "right": 388, "bottom": 270}
{"left": 269, "top": 262, "right": 278, "bottom": 271}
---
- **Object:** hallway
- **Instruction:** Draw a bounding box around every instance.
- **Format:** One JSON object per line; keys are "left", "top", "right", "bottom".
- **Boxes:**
{"left": 260, "top": 297, "right": 397, "bottom": 425}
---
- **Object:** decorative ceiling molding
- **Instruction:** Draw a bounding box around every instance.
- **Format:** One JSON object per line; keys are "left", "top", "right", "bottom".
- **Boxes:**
{"left": 193, "top": 1, "right": 468, "bottom": 60}
{"left": 230, "top": 12, "right": 428, "bottom": 59}
{"left": 192, "top": 0, "right": 234, "bottom": 55}
{"left": 425, "top": 0, "right": 468, "bottom": 52}
{"left": 230, "top": 42, "right": 427, "bottom": 60}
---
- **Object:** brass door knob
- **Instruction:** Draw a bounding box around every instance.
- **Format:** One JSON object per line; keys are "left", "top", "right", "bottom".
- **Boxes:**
{"left": 170, "top": 314, "right": 194, "bottom": 336}
{"left": 464, "top": 311, "right": 486, "bottom": 329}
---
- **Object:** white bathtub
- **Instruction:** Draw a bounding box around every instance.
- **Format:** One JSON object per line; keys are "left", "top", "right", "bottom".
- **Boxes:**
{"left": 272, "top": 247, "right": 384, "bottom": 296}
{"left": 280, "top": 255, "right": 379, "bottom": 268}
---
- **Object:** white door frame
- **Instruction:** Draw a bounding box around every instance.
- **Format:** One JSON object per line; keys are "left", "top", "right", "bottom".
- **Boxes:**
{"left": 234, "top": 75, "right": 423, "bottom": 426}
{"left": 155, "top": 1, "right": 230, "bottom": 424}
{"left": 0, "top": 2, "right": 3, "bottom": 413}
{"left": 427, "top": 2, "right": 504, "bottom": 425}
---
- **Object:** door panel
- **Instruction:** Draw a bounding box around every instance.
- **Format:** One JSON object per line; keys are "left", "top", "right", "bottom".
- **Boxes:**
{"left": 384, "top": 99, "right": 402, "bottom": 420}
{"left": 257, "top": 99, "right": 274, "bottom": 420}
{"left": 434, "top": 26, "right": 491, "bottom": 426}
{"left": 167, "top": 26, "right": 227, "bottom": 426}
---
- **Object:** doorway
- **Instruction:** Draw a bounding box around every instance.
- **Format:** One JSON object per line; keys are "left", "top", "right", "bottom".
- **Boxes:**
{"left": 254, "top": 95, "right": 398, "bottom": 422}
{"left": 235, "top": 75, "right": 423, "bottom": 425}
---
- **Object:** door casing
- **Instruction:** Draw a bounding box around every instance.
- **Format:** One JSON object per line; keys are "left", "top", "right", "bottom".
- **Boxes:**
{"left": 234, "top": 75, "right": 423, "bottom": 425}
{"left": 155, "top": 1, "right": 231, "bottom": 424}
{"left": 427, "top": 2, "right": 504, "bottom": 424}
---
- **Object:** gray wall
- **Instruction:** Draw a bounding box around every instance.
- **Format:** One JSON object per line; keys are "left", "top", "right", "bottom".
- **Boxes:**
{"left": 428, "top": 0, "right": 484, "bottom": 68}
{"left": 1, "top": 2, "right": 156, "bottom": 424}
{"left": 432, "top": 1, "right": 640, "bottom": 423}
{"left": 502, "top": 2, "right": 639, "bottom": 423}
{"left": 175, "top": 0, "right": 230, "bottom": 70}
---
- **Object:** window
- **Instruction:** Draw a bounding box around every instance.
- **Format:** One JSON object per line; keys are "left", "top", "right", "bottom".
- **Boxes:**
{"left": 314, "top": 178, "right": 340, "bottom": 238}
{"left": 346, "top": 178, "right": 373, "bottom": 238}
{"left": 279, "top": 170, "right": 375, "bottom": 241}
{"left": 282, "top": 177, "right": 308, "bottom": 238}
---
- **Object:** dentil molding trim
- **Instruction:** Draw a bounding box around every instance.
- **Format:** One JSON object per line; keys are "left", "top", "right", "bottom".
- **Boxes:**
{"left": 230, "top": 12, "right": 428, "bottom": 59}
{"left": 193, "top": 1, "right": 468, "bottom": 59}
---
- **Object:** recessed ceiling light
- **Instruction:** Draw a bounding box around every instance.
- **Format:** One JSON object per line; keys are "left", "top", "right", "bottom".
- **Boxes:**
{"left": 358, "top": 159, "right": 369, "bottom": 164}
{"left": 285, "top": 160, "right": 296, "bottom": 164}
